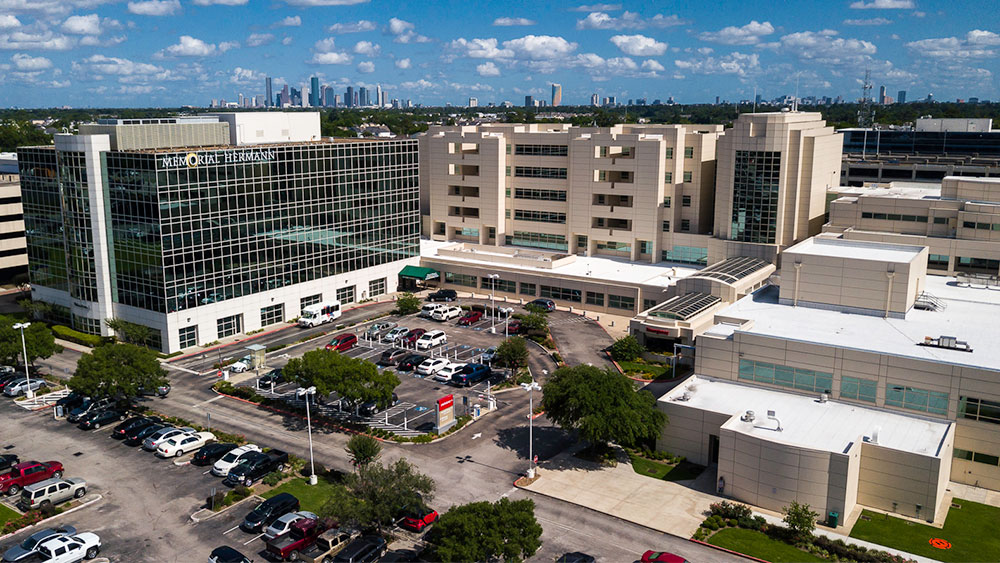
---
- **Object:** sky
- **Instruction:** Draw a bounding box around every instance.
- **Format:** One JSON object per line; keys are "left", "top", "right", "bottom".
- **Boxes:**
{"left": 0, "top": 0, "right": 997, "bottom": 108}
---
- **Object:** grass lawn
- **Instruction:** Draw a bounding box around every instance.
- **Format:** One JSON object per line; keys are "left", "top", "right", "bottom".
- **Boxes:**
{"left": 0, "top": 503, "right": 19, "bottom": 526}
{"left": 708, "top": 528, "right": 825, "bottom": 562}
{"left": 618, "top": 360, "right": 671, "bottom": 380}
{"left": 629, "top": 454, "right": 705, "bottom": 481}
{"left": 262, "top": 475, "right": 343, "bottom": 514}
{"left": 850, "top": 498, "right": 1000, "bottom": 562}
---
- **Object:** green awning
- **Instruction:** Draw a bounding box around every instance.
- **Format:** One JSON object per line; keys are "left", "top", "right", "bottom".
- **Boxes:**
{"left": 399, "top": 265, "right": 440, "bottom": 281}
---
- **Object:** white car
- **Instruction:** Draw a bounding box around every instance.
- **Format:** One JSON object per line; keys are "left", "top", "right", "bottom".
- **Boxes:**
{"left": 416, "top": 357, "right": 449, "bottom": 376}
{"left": 262, "top": 510, "right": 318, "bottom": 541}
{"left": 431, "top": 306, "right": 462, "bottom": 321}
{"left": 416, "top": 330, "right": 447, "bottom": 350}
{"left": 155, "top": 431, "right": 215, "bottom": 458}
{"left": 434, "top": 362, "right": 467, "bottom": 383}
{"left": 211, "top": 444, "right": 262, "bottom": 477}
{"left": 34, "top": 532, "right": 101, "bottom": 563}
{"left": 229, "top": 355, "right": 253, "bottom": 373}
{"left": 381, "top": 326, "right": 409, "bottom": 343}
{"left": 142, "top": 426, "right": 195, "bottom": 451}
{"left": 3, "top": 378, "right": 45, "bottom": 397}
{"left": 419, "top": 303, "right": 445, "bottom": 318}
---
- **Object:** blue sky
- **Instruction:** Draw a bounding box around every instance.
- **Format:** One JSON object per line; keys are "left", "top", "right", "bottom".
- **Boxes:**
{"left": 0, "top": 0, "right": 997, "bottom": 108}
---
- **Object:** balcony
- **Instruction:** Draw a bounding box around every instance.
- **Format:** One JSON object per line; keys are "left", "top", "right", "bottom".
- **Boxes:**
{"left": 448, "top": 164, "right": 480, "bottom": 179}
{"left": 592, "top": 217, "right": 632, "bottom": 233}
{"left": 592, "top": 194, "right": 633, "bottom": 210}
{"left": 595, "top": 170, "right": 634, "bottom": 184}
{"left": 448, "top": 206, "right": 480, "bottom": 222}
{"left": 449, "top": 142, "right": 480, "bottom": 158}
{"left": 447, "top": 185, "right": 480, "bottom": 201}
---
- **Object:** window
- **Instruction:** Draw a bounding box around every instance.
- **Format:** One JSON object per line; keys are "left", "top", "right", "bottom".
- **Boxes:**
{"left": 684, "top": 146, "right": 694, "bottom": 158}
{"left": 514, "top": 188, "right": 567, "bottom": 201}
{"left": 960, "top": 396, "right": 1000, "bottom": 425}
{"left": 680, "top": 219, "right": 691, "bottom": 232}
{"left": 928, "top": 254, "right": 949, "bottom": 268}
{"left": 514, "top": 209, "right": 566, "bottom": 224}
{"left": 336, "top": 285, "right": 356, "bottom": 304}
{"left": 505, "top": 166, "right": 511, "bottom": 177}
{"left": 661, "top": 245, "right": 707, "bottom": 265}
{"left": 217, "top": 314, "right": 243, "bottom": 339}
{"left": 576, "top": 235, "right": 588, "bottom": 250}
{"left": 841, "top": 376, "right": 877, "bottom": 403}
{"left": 730, "top": 150, "right": 781, "bottom": 244}
{"left": 540, "top": 285, "right": 581, "bottom": 302}
{"left": 738, "top": 359, "right": 833, "bottom": 393}
{"left": 596, "top": 241, "right": 630, "bottom": 252}
{"left": 683, "top": 171, "right": 692, "bottom": 183}
{"left": 506, "top": 209, "right": 511, "bottom": 219}
{"left": 887, "top": 214, "right": 901, "bottom": 221}
{"left": 608, "top": 294, "right": 635, "bottom": 311}
{"left": 885, "top": 385, "right": 949, "bottom": 415}
{"left": 520, "top": 282, "right": 536, "bottom": 296}
{"left": 662, "top": 221, "right": 671, "bottom": 232}
{"left": 585, "top": 291, "right": 604, "bottom": 306}
{"left": 873, "top": 213, "right": 887, "bottom": 220}
{"left": 514, "top": 166, "right": 567, "bottom": 179}
{"left": 73, "top": 315, "right": 102, "bottom": 335}
{"left": 954, "top": 448, "right": 1000, "bottom": 467}
{"left": 482, "top": 277, "right": 516, "bottom": 293}
{"left": 515, "top": 144, "right": 568, "bottom": 157}
{"left": 487, "top": 227, "right": 496, "bottom": 240}
{"left": 369, "top": 277, "right": 386, "bottom": 297}
{"left": 506, "top": 144, "right": 511, "bottom": 154}
{"left": 861, "top": 212, "right": 873, "bottom": 219}
{"left": 664, "top": 147, "right": 674, "bottom": 159}
{"left": 682, "top": 195, "right": 691, "bottom": 207}
{"left": 445, "top": 272, "right": 478, "bottom": 287}
{"left": 664, "top": 172, "right": 673, "bottom": 183}
{"left": 178, "top": 326, "right": 198, "bottom": 349}
{"left": 643, "top": 299, "right": 657, "bottom": 311}
{"left": 301, "top": 294, "right": 322, "bottom": 310}
{"left": 934, "top": 217, "right": 949, "bottom": 224}
{"left": 663, "top": 196, "right": 671, "bottom": 208}
{"left": 506, "top": 231, "right": 568, "bottom": 251}
{"left": 963, "top": 221, "right": 976, "bottom": 229}
{"left": 639, "top": 241, "right": 652, "bottom": 254}
{"left": 457, "top": 227, "right": 480, "bottom": 237}
{"left": 260, "top": 304, "right": 284, "bottom": 326}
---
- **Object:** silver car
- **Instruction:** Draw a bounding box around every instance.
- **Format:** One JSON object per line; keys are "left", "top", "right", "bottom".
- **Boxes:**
{"left": 18, "top": 478, "right": 87, "bottom": 511}
{"left": 262, "top": 511, "right": 318, "bottom": 540}
{"left": 365, "top": 321, "right": 396, "bottom": 339}
{"left": 142, "top": 426, "right": 194, "bottom": 451}
{"left": 3, "top": 378, "right": 44, "bottom": 397}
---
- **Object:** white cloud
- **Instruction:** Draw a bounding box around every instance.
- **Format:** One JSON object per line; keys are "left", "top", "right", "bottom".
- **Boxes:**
{"left": 0, "top": 0, "right": 117, "bottom": 17}
{"left": 353, "top": 40, "right": 379, "bottom": 56}
{"left": 906, "top": 30, "right": 1000, "bottom": 59}
{"left": 394, "top": 57, "right": 410, "bottom": 69}
{"left": 843, "top": 17, "right": 892, "bottom": 25}
{"left": 388, "top": 17, "right": 429, "bottom": 43}
{"left": 570, "top": 3, "right": 621, "bottom": 11}
{"left": 119, "top": 84, "right": 163, "bottom": 94}
{"left": 357, "top": 61, "right": 374, "bottom": 73}
{"left": 0, "top": 31, "right": 73, "bottom": 50}
{"left": 283, "top": 0, "right": 368, "bottom": 4}
{"left": 313, "top": 37, "right": 337, "bottom": 52}
{"left": 448, "top": 37, "right": 513, "bottom": 59}
{"left": 73, "top": 54, "right": 165, "bottom": 79}
{"left": 12, "top": 53, "right": 52, "bottom": 70}
{"left": 311, "top": 52, "right": 351, "bottom": 64}
{"left": 218, "top": 40, "right": 238, "bottom": 52}
{"left": 281, "top": 36, "right": 292, "bottom": 45}
{"left": 401, "top": 78, "right": 433, "bottom": 89}
{"left": 0, "top": 15, "right": 21, "bottom": 28}
{"left": 576, "top": 11, "right": 685, "bottom": 30}
{"left": 246, "top": 33, "right": 273, "bottom": 47}
{"left": 276, "top": 16, "right": 300, "bottom": 27}
{"left": 327, "top": 20, "right": 375, "bottom": 33}
{"left": 62, "top": 14, "right": 101, "bottom": 34}
{"left": 641, "top": 59, "right": 664, "bottom": 71}
{"left": 80, "top": 34, "right": 125, "bottom": 46}
{"left": 230, "top": 66, "right": 265, "bottom": 83}
{"left": 610, "top": 34, "right": 667, "bottom": 56}
{"left": 698, "top": 20, "right": 774, "bottom": 45}
{"left": 503, "top": 35, "right": 577, "bottom": 59}
{"left": 192, "top": 0, "right": 247, "bottom": 5}
{"left": 127, "top": 0, "right": 180, "bottom": 16}
{"left": 849, "top": 0, "right": 914, "bottom": 8}
{"left": 493, "top": 17, "right": 536, "bottom": 26}
{"left": 162, "top": 35, "right": 221, "bottom": 56}
{"left": 772, "top": 30, "right": 878, "bottom": 67}
{"left": 674, "top": 52, "right": 760, "bottom": 76}
{"left": 476, "top": 61, "right": 499, "bottom": 76}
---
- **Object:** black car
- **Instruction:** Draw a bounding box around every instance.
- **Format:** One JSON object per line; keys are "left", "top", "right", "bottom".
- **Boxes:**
{"left": 333, "top": 536, "right": 387, "bottom": 563}
{"left": 66, "top": 397, "right": 113, "bottom": 423}
{"left": 137, "top": 383, "right": 171, "bottom": 398}
{"left": 55, "top": 391, "right": 86, "bottom": 411}
{"left": 192, "top": 443, "right": 238, "bottom": 466}
{"left": 78, "top": 409, "right": 126, "bottom": 430}
{"left": 208, "top": 546, "right": 252, "bottom": 563}
{"left": 427, "top": 289, "right": 457, "bottom": 302}
{"left": 223, "top": 449, "right": 288, "bottom": 487}
{"left": 257, "top": 368, "right": 283, "bottom": 386}
{"left": 556, "top": 553, "right": 596, "bottom": 563}
{"left": 241, "top": 492, "right": 299, "bottom": 532}
{"left": 396, "top": 353, "right": 427, "bottom": 372}
{"left": 0, "top": 453, "right": 19, "bottom": 473}
{"left": 527, "top": 298, "right": 556, "bottom": 312}
{"left": 359, "top": 393, "right": 399, "bottom": 417}
{"left": 123, "top": 423, "right": 170, "bottom": 446}
{"left": 112, "top": 416, "right": 161, "bottom": 440}
{"left": 377, "top": 349, "right": 409, "bottom": 367}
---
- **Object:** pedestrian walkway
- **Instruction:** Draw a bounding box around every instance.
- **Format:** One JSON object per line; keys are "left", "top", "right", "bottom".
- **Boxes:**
{"left": 946, "top": 481, "right": 1000, "bottom": 509}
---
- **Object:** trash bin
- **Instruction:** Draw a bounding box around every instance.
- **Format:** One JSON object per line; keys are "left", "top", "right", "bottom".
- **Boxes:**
{"left": 828, "top": 511, "right": 839, "bottom": 528}
{"left": 55, "top": 405, "right": 64, "bottom": 418}
{"left": 474, "top": 404, "right": 481, "bottom": 417}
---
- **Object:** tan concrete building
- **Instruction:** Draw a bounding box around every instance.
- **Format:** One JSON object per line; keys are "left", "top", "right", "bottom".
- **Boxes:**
{"left": 0, "top": 174, "right": 28, "bottom": 280}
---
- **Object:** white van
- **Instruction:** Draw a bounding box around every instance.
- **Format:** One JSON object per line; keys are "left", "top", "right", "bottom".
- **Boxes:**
{"left": 419, "top": 303, "right": 445, "bottom": 318}
{"left": 416, "top": 330, "right": 447, "bottom": 350}
{"left": 298, "top": 300, "right": 342, "bottom": 328}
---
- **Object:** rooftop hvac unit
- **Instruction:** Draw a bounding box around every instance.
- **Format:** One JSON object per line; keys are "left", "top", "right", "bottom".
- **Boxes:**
{"left": 819, "top": 393, "right": 829, "bottom": 403}
{"left": 676, "top": 392, "right": 692, "bottom": 402}
{"left": 741, "top": 410, "right": 756, "bottom": 423}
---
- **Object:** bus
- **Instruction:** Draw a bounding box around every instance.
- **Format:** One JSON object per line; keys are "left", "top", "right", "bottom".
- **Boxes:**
{"left": 298, "top": 300, "right": 342, "bottom": 328}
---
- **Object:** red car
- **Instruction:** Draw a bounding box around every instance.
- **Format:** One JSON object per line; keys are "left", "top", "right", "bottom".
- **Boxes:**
{"left": 399, "top": 328, "right": 426, "bottom": 346}
{"left": 325, "top": 333, "right": 358, "bottom": 352}
{"left": 457, "top": 311, "right": 482, "bottom": 326}
{"left": 399, "top": 506, "right": 439, "bottom": 532}
{"left": 640, "top": 551, "right": 688, "bottom": 563}
{"left": 0, "top": 461, "right": 64, "bottom": 495}
{"left": 506, "top": 319, "right": 522, "bottom": 334}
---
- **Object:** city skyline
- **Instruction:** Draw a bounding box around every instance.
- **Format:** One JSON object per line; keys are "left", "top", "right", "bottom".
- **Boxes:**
{"left": 0, "top": 0, "right": 997, "bottom": 108}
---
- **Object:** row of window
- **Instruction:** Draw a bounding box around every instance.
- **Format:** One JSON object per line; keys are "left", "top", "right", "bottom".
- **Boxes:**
{"left": 960, "top": 396, "right": 1000, "bottom": 425}
{"left": 929, "top": 254, "right": 950, "bottom": 268}
{"left": 662, "top": 245, "right": 707, "bottom": 265}
{"left": 954, "top": 448, "right": 1000, "bottom": 467}
{"left": 513, "top": 209, "right": 567, "bottom": 224}
{"left": 514, "top": 188, "right": 567, "bottom": 201}
{"left": 962, "top": 221, "right": 1000, "bottom": 231}
{"left": 861, "top": 212, "right": 931, "bottom": 223}
{"left": 445, "top": 272, "right": 478, "bottom": 287}
{"left": 738, "top": 359, "right": 834, "bottom": 394}
{"left": 885, "top": 385, "right": 949, "bottom": 415}
{"left": 840, "top": 375, "right": 877, "bottom": 403}
{"left": 481, "top": 276, "right": 517, "bottom": 293}
{"left": 506, "top": 231, "right": 568, "bottom": 251}
{"left": 515, "top": 144, "right": 568, "bottom": 157}
{"left": 514, "top": 166, "right": 568, "bottom": 179}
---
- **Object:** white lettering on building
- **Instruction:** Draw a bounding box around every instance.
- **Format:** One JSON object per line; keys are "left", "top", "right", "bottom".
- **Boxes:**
{"left": 159, "top": 148, "right": 278, "bottom": 169}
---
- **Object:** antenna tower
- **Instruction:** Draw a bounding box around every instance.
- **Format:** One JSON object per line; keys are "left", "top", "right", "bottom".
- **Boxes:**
{"left": 858, "top": 68, "right": 874, "bottom": 127}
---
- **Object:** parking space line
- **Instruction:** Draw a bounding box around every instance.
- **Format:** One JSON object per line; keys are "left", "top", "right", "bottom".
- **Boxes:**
{"left": 223, "top": 525, "right": 240, "bottom": 534}
{"left": 243, "top": 533, "right": 264, "bottom": 545}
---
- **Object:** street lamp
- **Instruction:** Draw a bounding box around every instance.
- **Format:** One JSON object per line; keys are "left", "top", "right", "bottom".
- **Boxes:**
{"left": 296, "top": 386, "right": 318, "bottom": 485}
{"left": 521, "top": 380, "right": 541, "bottom": 479}
{"left": 13, "top": 322, "right": 32, "bottom": 399}
{"left": 488, "top": 274, "right": 499, "bottom": 334}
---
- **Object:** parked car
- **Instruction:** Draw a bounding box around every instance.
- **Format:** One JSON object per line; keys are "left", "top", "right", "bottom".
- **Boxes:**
{"left": 433, "top": 362, "right": 466, "bottom": 383}
{"left": 451, "top": 363, "right": 491, "bottom": 387}
{"left": 77, "top": 409, "right": 126, "bottom": 430}
{"left": 262, "top": 510, "right": 319, "bottom": 541}
{"left": 426, "top": 289, "right": 457, "bottom": 302}
{"left": 54, "top": 392, "right": 86, "bottom": 411}
{"left": 416, "top": 330, "right": 447, "bottom": 350}
{"left": 325, "top": 333, "right": 358, "bottom": 352}
{"left": 395, "top": 354, "right": 427, "bottom": 372}
{"left": 381, "top": 326, "right": 409, "bottom": 343}
{"left": 419, "top": 303, "right": 445, "bottom": 318}
{"left": 1, "top": 526, "right": 77, "bottom": 562}
{"left": 142, "top": 426, "right": 195, "bottom": 452}
{"left": 359, "top": 393, "right": 398, "bottom": 417}
{"left": 415, "top": 357, "right": 448, "bottom": 376}
{"left": 0, "top": 374, "right": 21, "bottom": 393}
{"left": 527, "top": 298, "right": 556, "bottom": 312}
{"left": 112, "top": 416, "right": 161, "bottom": 440}
{"left": 34, "top": 533, "right": 100, "bottom": 562}
{"left": 296, "top": 528, "right": 359, "bottom": 563}
{"left": 556, "top": 553, "right": 596, "bottom": 563}
{"left": 241, "top": 492, "right": 300, "bottom": 532}
{"left": 223, "top": 449, "right": 288, "bottom": 487}
{"left": 430, "top": 306, "right": 461, "bottom": 322}
{"left": 332, "top": 536, "right": 387, "bottom": 563}
{"left": 137, "top": 383, "right": 171, "bottom": 398}
{"left": 457, "top": 311, "right": 482, "bottom": 326}
{"left": 208, "top": 546, "right": 252, "bottom": 563}
{"left": 265, "top": 517, "right": 330, "bottom": 561}
{"left": 399, "top": 505, "right": 438, "bottom": 532}
{"left": 156, "top": 431, "right": 216, "bottom": 458}
{"left": 481, "top": 346, "right": 498, "bottom": 364}
{"left": 192, "top": 443, "right": 238, "bottom": 467}
{"left": 365, "top": 321, "right": 396, "bottom": 339}
{"left": 377, "top": 349, "right": 409, "bottom": 367}
{"left": 0, "top": 461, "right": 64, "bottom": 496}
{"left": 66, "top": 398, "right": 113, "bottom": 423}
{"left": 398, "top": 328, "right": 426, "bottom": 346}
{"left": 212, "top": 444, "right": 262, "bottom": 477}
{"left": 640, "top": 551, "right": 689, "bottom": 563}
{"left": 258, "top": 368, "right": 284, "bottom": 386}
{"left": 506, "top": 319, "right": 523, "bottom": 335}
{"left": 229, "top": 355, "right": 254, "bottom": 373}
{"left": 123, "top": 423, "right": 170, "bottom": 446}
{"left": 3, "top": 378, "right": 45, "bottom": 397}
{"left": 0, "top": 454, "right": 19, "bottom": 473}
{"left": 17, "top": 477, "right": 87, "bottom": 511}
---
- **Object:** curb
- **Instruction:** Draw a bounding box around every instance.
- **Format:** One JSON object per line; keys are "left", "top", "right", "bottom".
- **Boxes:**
{"left": 190, "top": 494, "right": 263, "bottom": 523}
{"left": 0, "top": 494, "right": 103, "bottom": 544}
{"left": 173, "top": 459, "right": 191, "bottom": 466}
{"left": 688, "top": 538, "right": 771, "bottom": 562}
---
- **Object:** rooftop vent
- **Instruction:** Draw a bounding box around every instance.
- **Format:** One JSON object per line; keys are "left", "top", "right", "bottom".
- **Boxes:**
{"left": 919, "top": 335, "right": 973, "bottom": 353}
{"left": 741, "top": 410, "right": 756, "bottom": 423}
{"left": 818, "top": 393, "right": 828, "bottom": 403}
{"left": 676, "top": 392, "right": 692, "bottom": 402}
{"left": 767, "top": 410, "right": 783, "bottom": 432}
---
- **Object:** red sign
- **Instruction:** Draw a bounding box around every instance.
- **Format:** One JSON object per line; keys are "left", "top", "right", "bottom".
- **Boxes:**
{"left": 646, "top": 327, "right": 671, "bottom": 335}
{"left": 437, "top": 394, "right": 454, "bottom": 411}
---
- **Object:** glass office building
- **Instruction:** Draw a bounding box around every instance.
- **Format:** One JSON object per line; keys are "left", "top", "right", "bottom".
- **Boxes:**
{"left": 19, "top": 119, "right": 419, "bottom": 352}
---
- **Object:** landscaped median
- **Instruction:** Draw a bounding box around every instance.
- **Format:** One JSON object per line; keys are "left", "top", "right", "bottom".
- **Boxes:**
{"left": 626, "top": 448, "right": 704, "bottom": 481}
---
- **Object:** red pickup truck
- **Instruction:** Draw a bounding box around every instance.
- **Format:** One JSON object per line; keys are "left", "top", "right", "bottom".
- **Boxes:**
{"left": 0, "top": 461, "right": 64, "bottom": 496}
{"left": 265, "top": 517, "right": 330, "bottom": 561}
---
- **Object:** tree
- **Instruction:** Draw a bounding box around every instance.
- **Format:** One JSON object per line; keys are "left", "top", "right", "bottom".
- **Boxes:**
{"left": 495, "top": 336, "right": 529, "bottom": 373}
{"left": 524, "top": 303, "right": 549, "bottom": 315}
{"left": 345, "top": 434, "right": 382, "bottom": 470}
{"left": 104, "top": 317, "right": 152, "bottom": 347}
{"left": 783, "top": 500, "right": 819, "bottom": 539}
{"left": 427, "top": 498, "right": 542, "bottom": 563}
{"left": 519, "top": 312, "right": 548, "bottom": 334}
{"left": 16, "top": 299, "right": 50, "bottom": 322}
{"left": 321, "top": 458, "right": 434, "bottom": 533}
{"left": 68, "top": 343, "right": 168, "bottom": 402}
{"left": 282, "top": 348, "right": 400, "bottom": 407}
{"left": 609, "top": 334, "right": 645, "bottom": 362}
{"left": 394, "top": 292, "right": 421, "bottom": 315}
{"left": 0, "top": 315, "right": 57, "bottom": 367}
{"left": 542, "top": 365, "right": 666, "bottom": 450}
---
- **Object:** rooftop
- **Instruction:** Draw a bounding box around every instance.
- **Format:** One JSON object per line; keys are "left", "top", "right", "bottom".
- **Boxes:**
{"left": 783, "top": 237, "right": 925, "bottom": 264}
{"left": 663, "top": 375, "right": 951, "bottom": 457}
{"left": 830, "top": 182, "right": 943, "bottom": 201}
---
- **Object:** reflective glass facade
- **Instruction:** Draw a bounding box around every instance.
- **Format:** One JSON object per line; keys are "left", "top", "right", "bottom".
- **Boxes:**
{"left": 730, "top": 150, "right": 781, "bottom": 244}
{"left": 18, "top": 148, "right": 67, "bottom": 291}
{"left": 842, "top": 129, "right": 1000, "bottom": 157}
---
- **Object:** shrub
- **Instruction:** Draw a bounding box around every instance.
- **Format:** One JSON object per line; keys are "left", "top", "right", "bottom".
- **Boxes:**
{"left": 727, "top": 518, "right": 737, "bottom": 527}
{"left": 394, "top": 292, "right": 421, "bottom": 315}
{"left": 233, "top": 485, "right": 252, "bottom": 500}
{"left": 262, "top": 471, "right": 284, "bottom": 486}
{"left": 209, "top": 491, "right": 226, "bottom": 509}
{"left": 709, "top": 500, "right": 752, "bottom": 520}
{"left": 609, "top": 335, "right": 644, "bottom": 362}
{"left": 52, "top": 325, "right": 104, "bottom": 347}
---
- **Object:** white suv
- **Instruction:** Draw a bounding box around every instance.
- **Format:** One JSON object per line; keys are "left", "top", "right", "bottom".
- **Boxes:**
{"left": 416, "top": 357, "right": 449, "bottom": 376}
{"left": 431, "top": 306, "right": 461, "bottom": 321}
{"left": 419, "top": 303, "right": 445, "bottom": 318}
{"left": 211, "top": 444, "right": 262, "bottom": 477}
{"left": 434, "top": 362, "right": 467, "bottom": 383}
{"left": 416, "top": 330, "right": 447, "bottom": 350}
{"left": 35, "top": 532, "right": 101, "bottom": 563}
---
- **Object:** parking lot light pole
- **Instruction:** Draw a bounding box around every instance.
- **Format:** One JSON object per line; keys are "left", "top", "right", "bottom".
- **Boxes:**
{"left": 521, "top": 380, "right": 541, "bottom": 479}
{"left": 297, "top": 386, "right": 318, "bottom": 485}
{"left": 488, "top": 274, "right": 499, "bottom": 334}
{"left": 13, "top": 322, "right": 32, "bottom": 399}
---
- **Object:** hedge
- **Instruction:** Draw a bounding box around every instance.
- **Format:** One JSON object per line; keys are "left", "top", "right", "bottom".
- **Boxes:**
{"left": 52, "top": 325, "right": 104, "bottom": 347}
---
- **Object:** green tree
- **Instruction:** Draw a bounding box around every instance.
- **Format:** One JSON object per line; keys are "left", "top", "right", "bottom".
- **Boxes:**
{"left": 345, "top": 434, "right": 382, "bottom": 470}
{"left": 609, "top": 334, "right": 645, "bottom": 362}
{"left": 524, "top": 303, "right": 549, "bottom": 315}
{"left": 0, "top": 316, "right": 57, "bottom": 367}
{"left": 519, "top": 312, "right": 548, "bottom": 334}
{"left": 495, "top": 336, "right": 529, "bottom": 373}
{"left": 782, "top": 500, "right": 819, "bottom": 539}
{"left": 68, "top": 343, "right": 168, "bottom": 401}
{"left": 104, "top": 317, "right": 152, "bottom": 347}
{"left": 16, "top": 299, "right": 51, "bottom": 322}
{"left": 427, "top": 498, "right": 542, "bottom": 563}
{"left": 542, "top": 365, "right": 666, "bottom": 450}
{"left": 282, "top": 348, "right": 400, "bottom": 407}
{"left": 394, "top": 292, "right": 422, "bottom": 315}
{"left": 321, "top": 458, "right": 434, "bottom": 533}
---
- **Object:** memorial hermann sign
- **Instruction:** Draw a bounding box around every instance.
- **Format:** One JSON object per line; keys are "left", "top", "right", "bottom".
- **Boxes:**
{"left": 160, "top": 147, "right": 278, "bottom": 168}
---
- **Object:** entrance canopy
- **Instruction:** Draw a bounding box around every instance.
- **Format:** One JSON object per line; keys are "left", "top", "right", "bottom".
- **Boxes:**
{"left": 399, "top": 265, "right": 440, "bottom": 281}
